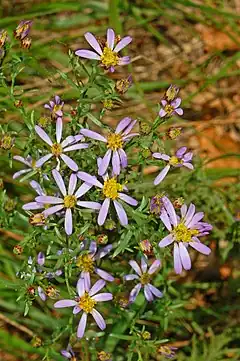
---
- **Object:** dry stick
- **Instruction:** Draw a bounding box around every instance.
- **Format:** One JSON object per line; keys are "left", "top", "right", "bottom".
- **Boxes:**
{"left": 0, "top": 228, "right": 24, "bottom": 241}
{"left": 0, "top": 312, "right": 34, "bottom": 337}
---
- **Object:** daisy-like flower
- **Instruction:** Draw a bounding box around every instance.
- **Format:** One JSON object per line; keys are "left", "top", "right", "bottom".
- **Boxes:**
{"left": 54, "top": 278, "right": 113, "bottom": 339}
{"left": 35, "top": 169, "right": 101, "bottom": 235}
{"left": 77, "top": 240, "right": 114, "bottom": 289}
{"left": 124, "top": 257, "right": 163, "bottom": 303}
{"left": 35, "top": 117, "right": 88, "bottom": 171}
{"left": 159, "top": 197, "right": 212, "bottom": 274}
{"left": 13, "top": 156, "right": 40, "bottom": 179}
{"left": 61, "top": 346, "right": 76, "bottom": 361}
{"left": 75, "top": 28, "right": 132, "bottom": 72}
{"left": 77, "top": 171, "right": 138, "bottom": 226}
{"left": 159, "top": 98, "right": 183, "bottom": 118}
{"left": 157, "top": 345, "right": 177, "bottom": 359}
{"left": 80, "top": 117, "right": 138, "bottom": 176}
{"left": 14, "top": 20, "right": 32, "bottom": 40}
{"left": 44, "top": 95, "right": 64, "bottom": 120}
{"left": 153, "top": 147, "right": 193, "bottom": 185}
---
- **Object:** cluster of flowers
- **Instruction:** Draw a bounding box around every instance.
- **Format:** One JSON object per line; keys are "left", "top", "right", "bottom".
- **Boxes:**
{"left": 13, "top": 27, "right": 213, "bottom": 357}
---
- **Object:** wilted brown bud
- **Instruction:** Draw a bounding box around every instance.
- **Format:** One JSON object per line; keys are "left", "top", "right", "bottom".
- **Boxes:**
{"left": 21, "top": 37, "right": 32, "bottom": 49}
{"left": 98, "top": 351, "right": 112, "bottom": 361}
{"left": 31, "top": 336, "right": 42, "bottom": 348}
{"left": 96, "top": 234, "right": 108, "bottom": 245}
{"left": 27, "top": 286, "right": 35, "bottom": 296}
{"left": 139, "top": 239, "right": 153, "bottom": 255}
{"left": 29, "top": 213, "right": 46, "bottom": 226}
{"left": 13, "top": 245, "right": 23, "bottom": 255}
{"left": 115, "top": 75, "right": 132, "bottom": 94}
{"left": 4, "top": 198, "right": 16, "bottom": 212}
{"left": 0, "top": 134, "right": 14, "bottom": 150}
{"left": 45, "top": 285, "right": 59, "bottom": 298}
{"left": 173, "top": 197, "right": 184, "bottom": 209}
{"left": 167, "top": 127, "right": 182, "bottom": 140}
{"left": 14, "top": 99, "right": 23, "bottom": 108}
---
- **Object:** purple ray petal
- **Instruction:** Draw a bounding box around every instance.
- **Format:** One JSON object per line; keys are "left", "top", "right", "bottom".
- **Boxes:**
{"left": 112, "top": 150, "right": 120, "bottom": 175}
{"left": 99, "top": 149, "right": 112, "bottom": 176}
{"left": 148, "top": 284, "right": 163, "bottom": 298}
{"left": 84, "top": 32, "right": 103, "bottom": 55}
{"left": 60, "top": 154, "right": 78, "bottom": 171}
{"left": 144, "top": 284, "right": 154, "bottom": 302}
{"left": 89, "top": 279, "right": 106, "bottom": 296}
{"left": 13, "top": 155, "right": 32, "bottom": 167}
{"left": 95, "top": 268, "right": 114, "bottom": 282}
{"left": 184, "top": 203, "right": 196, "bottom": 226}
{"left": 189, "top": 242, "right": 211, "bottom": 255}
{"left": 118, "top": 56, "right": 131, "bottom": 65}
{"left": 77, "top": 201, "right": 101, "bottom": 210}
{"left": 75, "top": 49, "right": 101, "bottom": 60}
{"left": 114, "top": 36, "right": 132, "bottom": 53}
{"left": 35, "top": 196, "right": 63, "bottom": 204}
{"left": 129, "top": 260, "right": 142, "bottom": 276}
{"left": 188, "top": 212, "right": 204, "bottom": 228}
{"left": 37, "top": 252, "right": 45, "bottom": 266}
{"left": 63, "top": 143, "right": 89, "bottom": 152}
{"left": 153, "top": 153, "right": 170, "bottom": 161}
{"left": 89, "top": 241, "right": 97, "bottom": 255}
{"left": 129, "top": 283, "right": 141, "bottom": 303}
{"left": 107, "top": 28, "right": 115, "bottom": 50}
{"left": 13, "top": 169, "right": 31, "bottom": 179}
{"left": 122, "top": 119, "right": 137, "bottom": 136}
{"left": 181, "top": 204, "right": 187, "bottom": 217}
{"left": 75, "top": 183, "right": 92, "bottom": 198}
{"left": 118, "top": 148, "right": 128, "bottom": 168}
{"left": 160, "top": 210, "right": 172, "bottom": 231}
{"left": 35, "top": 125, "right": 53, "bottom": 146}
{"left": 61, "top": 350, "right": 72, "bottom": 358}
{"left": 124, "top": 274, "right": 139, "bottom": 281}
{"left": 159, "top": 234, "right": 174, "bottom": 248}
{"left": 115, "top": 117, "right": 132, "bottom": 134}
{"left": 82, "top": 272, "right": 90, "bottom": 292}
{"left": 176, "top": 147, "right": 187, "bottom": 158}
{"left": 174, "top": 243, "right": 182, "bottom": 274}
{"left": 179, "top": 242, "right": 191, "bottom": 270}
{"left": 77, "top": 277, "right": 85, "bottom": 297}
{"left": 183, "top": 162, "right": 194, "bottom": 170}
{"left": 56, "top": 117, "right": 63, "bottom": 143}
{"left": 35, "top": 153, "right": 53, "bottom": 168}
{"left": 38, "top": 286, "right": 47, "bottom": 301}
{"left": 68, "top": 173, "right": 77, "bottom": 195}
{"left": 80, "top": 129, "right": 107, "bottom": 142}
{"left": 148, "top": 259, "right": 161, "bottom": 274}
{"left": 77, "top": 172, "right": 103, "bottom": 188}
{"left": 159, "top": 108, "right": 167, "bottom": 117}
{"left": 113, "top": 200, "right": 128, "bottom": 226}
{"left": 94, "top": 244, "right": 112, "bottom": 259}
{"left": 91, "top": 309, "right": 106, "bottom": 330}
{"left": 52, "top": 169, "right": 67, "bottom": 196}
{"left": 73, "top": 305, "right": 81, "bottom": 314}
{"left": 183, "top": 152, "right": 193, "bottom": 162}
{"left": 30, "top": 180, "right": 45, "bottom": 196}
{"left": 161, "top": 100, "right": 167, "bottom": 106}
{"left": 92, "top": 293, "right": 113, "bottom": 302}
{"left": 43, "top": 204, "right": 64, "bottom": 217}
{"left": 54, "top": 299, "right": 77, "bottom": 308}
{"left": 65, "top": 208, "right": 73, "bottom": 235}
{"left": 141, "top": 257, "right": 148, "bottom": 273}
{"left": 154, "top": 165, "right": 170, "bottom": 185}
{"left": 163, "top": 196, "right": 178, "bottom": 226}
{"left": 61, "top": 135, "right": 76, "bottom": 148}
{"left": 98, "top": 198, "right": 110, "bottom": 225}
{"left": 23, "top": 202, "right": 44, "bottom": 210}
{"left": 171, "top": 97, "right": 181, "bottom": 108}
{"left": 77, "top": 312, "right": 87, "bottom": 339}
{"left": 118, "top": 193, "right": 138, "bottom": 206}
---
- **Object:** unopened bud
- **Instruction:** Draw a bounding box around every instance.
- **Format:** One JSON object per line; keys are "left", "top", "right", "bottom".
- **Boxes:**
{"left": 115, "top": 75, "right": 132, "bottom": 94}
{"left": 97, "top": 234, "right": 108, "bottom": 245}
{"left": 142, "top": 331, "right": 151, "bottom": 340}
{"left": 139, "top": 239, "right": 153, "bottom": 255}
{"left": 31, "top": 336, "right": 42, "bottom": 348}
{"left": 104, "top": 219, "right": 116, "bottom": 231}
{"left": 0, "top": 134, "right": 14, "bottom": 150}
{"left": 38, "top": 116, "right": 50, "bottom": 128}
{"left": 165, "top": 84, "right": 179, "bottom": 102}
{"left": 13, "top": 245, "right": 23, "bottom": 255}
{"left": 167, "top": 127, "right": 182, "bottom": 140}
{"left": 103, "top": 99, "right": 113, "bottom": 110}
{"left": 98, "top": 351, "right": 112, "bottom": 361}
{"left": 29, "top": 213, "right": 46, "bottom": 226}
{"left": 139, "top": 121, "right": 152, "bottom": 135}
{"left": 4, "top": 198, "right": 16, "bottom": 212}
{"left": 173, "top": 197, "right": 184, "bottom": 209}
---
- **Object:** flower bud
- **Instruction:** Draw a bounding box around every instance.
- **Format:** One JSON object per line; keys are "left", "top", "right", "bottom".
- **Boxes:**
{"left": 103, "top": 99, "right": 113, "bottom": 110}
{"left": 173, "top": 197, "right": 184, "bottom": 209}
{"left": 45, "top": 285, "right": 59, "bottom": 298}
{"left": 115, "top": 75, "right": 132, "bottom": 94}
{"left": 98, "top": 351, "right": 112, "bottom": 361}
{"left": 31, "top": 336, "right": 42, "bottom": 348}
{"left": 139, "top": 239, "right": 153, "bottom": 255}
{"left": 97, "top": 234, "right": 108, "bottom": 245}
{"left": 167, "top": 127, "right": 182, "bottom": 140}
{"left": 0, "top": 134, "right": 14, "bottom": 150}
{"left": 4, "top": 198, "right": 16, "bottom": 212}
{"left": 29, "top": 213, "right": 46, "bottom": 226}
{"left": 14, "top": 99, "right": 23, "bottom": 108}
{"left": 38, "top": 116, "right": 50, "bottom": 128}
{"left": 165, "top": 84, "right": 179, "bottom": 102}
{"left": 139, "top": 121, "right": 152, "bottom": 135}
{"left": 104, "top": 219, "right": 116, "bottom": 231}
{"left": 141, "top": 331, "right": 151, "bottom": 340}
{"left": 13, "top": 245, "right": 23, "bottom": 255}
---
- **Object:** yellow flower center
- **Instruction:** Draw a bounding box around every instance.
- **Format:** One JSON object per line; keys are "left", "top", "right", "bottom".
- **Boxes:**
{"left": 76, "top": 254, "right": 94, "bottom": 273}
{"left": 64, "top": 195, "right": 77, "bottom": 208}
{"left": 101, "top": 47, "right": 119, "bottom": 67}
{"left": 15, "top": 24, "right": 29, "bottom": 37}
{"left": 164, "top": 104, "right": 174, "bottom": 115}
{"left": 103, "top": 178, "right": 123, "bottom": 200}
{"left": 172, "top": 223, "right": 199, "bottom": 243}
{"left": 140, "top": 272, "right": 151, "bottom": 285}
{"left": 51, "top": 143, "right": 62, "bottom": 156}
{"left": 53, "top": 104, "right": 62, "bottom": 114}
{"left": 158, "top": 346, "right": 172, "bottom": 355}
{"left": 107, "top": 133, "right": 123, "bottom": 151}
{"left": 168, "top": 156, "right": 182, "bottom": 166}
{"left": 79, "top": 292, "right": 96, "bottom": 313}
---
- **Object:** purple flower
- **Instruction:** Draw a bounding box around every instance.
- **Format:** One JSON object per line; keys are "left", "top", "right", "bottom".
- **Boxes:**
{"left": 77, "top": 241, "right": 114, "bottom": 289}
{"left": 153, "top": 147, "right": 194, "bottom": 185}
{"left": 150, "top": 194, "right": 165, "bottom": 215}
{"left": 22, "top": 180, "right": 46, "bottom": 211}
{"left": 75, "top": 28, "right": 132, "bottom": 72}
{"left": 124, "top": 257, "right": 163, "bottom": 303}
{"left": 13, "top": 156, "right": 40, "bottom": 179}
{"left": 158, "top": 345, "right": 177, "bottom": 359}
{"left": 14, "top": 20, "right": 32, "bottom": 40}
{"left": 54, "top": 278, "right": 113, "bottom": 339}
{"left": 61, "top": 345, "right": 76, "bottom": 360}
{"left": 159, "top": 98, "right": 183, "bottom": 118}
{"left": 38, "top": 285, "right": 59, "bottom": 301}
{"left": 159, "top": 197, "right": 212, "bottom": 274}
{"left": 77, "top": 171, "right": 138, "bottom": 226}
{"left": 36, "top": 251, "right": 62, "bottom": 279}
{"left": 37, "top": 252, "right": 45, "bottom": 266}
{"left": 35, "top": 118, "right": 88, "bottom": 171}
{"left": 35, "top": 169, "right": 101, "bottom": 235}
{"left": 80, "top": 117, "right": 138, "bottom": 176}
{"left": 44, "top": 95, "right": 64, "bottom": 119}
